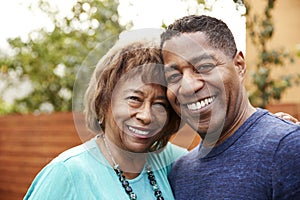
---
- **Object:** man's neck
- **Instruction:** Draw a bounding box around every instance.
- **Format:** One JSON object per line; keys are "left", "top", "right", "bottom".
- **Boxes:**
{"left": 202, "top": 104, "right": 256, "bottom": 148}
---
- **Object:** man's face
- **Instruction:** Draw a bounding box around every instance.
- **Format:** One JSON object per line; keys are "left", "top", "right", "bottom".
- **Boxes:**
{"left": 162, "top": 32, "right": 245, "bottom": 140}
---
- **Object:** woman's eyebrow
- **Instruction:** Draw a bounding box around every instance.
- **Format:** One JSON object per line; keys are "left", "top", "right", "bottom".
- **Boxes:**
{"left": 123, "top": 89, "right": 144, "bottom": 96}
{"left": 123, "top": 89, "right": 167, "bottom": 100}
{"left": 156, "top": 95, "right": 167, "bottom": 100}
{"left": 164, "top": 64, "right": 179, "bottom": 73}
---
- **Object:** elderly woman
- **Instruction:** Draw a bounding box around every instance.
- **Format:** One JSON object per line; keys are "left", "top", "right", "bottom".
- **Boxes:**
{"left": 24, "top": 39, "right": 187, "bottom": 200}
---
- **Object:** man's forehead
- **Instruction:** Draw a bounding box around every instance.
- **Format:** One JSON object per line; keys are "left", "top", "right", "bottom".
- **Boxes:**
{"left": 162, "top": 32, "right": 208, "bottom": 58}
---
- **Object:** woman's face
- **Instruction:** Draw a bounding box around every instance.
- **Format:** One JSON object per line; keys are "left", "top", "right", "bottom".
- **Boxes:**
{"left": 104, "top": 74, "right": 169, "bottom": 153}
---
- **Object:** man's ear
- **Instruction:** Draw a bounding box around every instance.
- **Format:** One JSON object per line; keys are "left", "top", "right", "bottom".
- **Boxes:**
{"left": 234, "top": 51, "right": 246, "bottom": 80}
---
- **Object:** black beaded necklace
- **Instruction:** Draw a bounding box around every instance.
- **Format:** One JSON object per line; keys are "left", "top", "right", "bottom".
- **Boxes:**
{"left": 101, "top": 134, "right": 164, "bottom": 200}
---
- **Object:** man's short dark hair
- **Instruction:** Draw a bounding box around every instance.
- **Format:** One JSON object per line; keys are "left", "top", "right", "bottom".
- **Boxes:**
{"left": 160, "top": 15, "right": 237, "bottom": 59}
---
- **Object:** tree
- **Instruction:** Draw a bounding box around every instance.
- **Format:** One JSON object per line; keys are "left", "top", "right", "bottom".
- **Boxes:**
{"left": 0, "top": 0, "right": 125, "bottom": 114}
{"left": 244, "top": 0, "right": 300, "bottom": 107}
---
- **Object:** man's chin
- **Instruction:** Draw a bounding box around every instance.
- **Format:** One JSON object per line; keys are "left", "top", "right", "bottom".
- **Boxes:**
{"left": 188, "top": 117, "right": 224, "bottom": 134}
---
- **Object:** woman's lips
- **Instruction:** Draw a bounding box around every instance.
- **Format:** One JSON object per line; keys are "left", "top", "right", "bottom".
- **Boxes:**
{"left": 126, "top": 125, "right": 158, "bottom": 139}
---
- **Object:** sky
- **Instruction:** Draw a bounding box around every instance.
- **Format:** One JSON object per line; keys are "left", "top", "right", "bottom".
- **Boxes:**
{"left": 0, "top": 0, "right": 246, "bottom": 51}
{"left": 0, "top": 0, "right": 73, "bottom": 50}
{"left": 0, "top": 0, "right": 245, "bottom": 105}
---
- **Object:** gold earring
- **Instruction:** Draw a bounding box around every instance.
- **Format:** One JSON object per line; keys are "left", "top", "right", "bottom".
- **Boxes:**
{"left": 98, "top": 116, "right": 103, "bottom": 125}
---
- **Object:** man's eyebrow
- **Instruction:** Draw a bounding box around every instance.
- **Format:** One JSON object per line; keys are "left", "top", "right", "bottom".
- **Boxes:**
{"left": 189, "top": 53, "right": 216, "bottom": 65}
{"left": 164, "top": 53, "right": 217, "bottom": 73}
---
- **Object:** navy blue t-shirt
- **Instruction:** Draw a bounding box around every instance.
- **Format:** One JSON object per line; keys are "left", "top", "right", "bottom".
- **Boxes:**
{"left": 169, "top": 108, "right": 300, "bottom": 199}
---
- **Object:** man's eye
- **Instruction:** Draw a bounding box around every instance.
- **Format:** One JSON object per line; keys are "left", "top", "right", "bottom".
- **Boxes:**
{"left": 195, "top": 64, "right": 215, "bottom": 73}
{"left": 166, "top": 73, "right": 182, "bottom": 83}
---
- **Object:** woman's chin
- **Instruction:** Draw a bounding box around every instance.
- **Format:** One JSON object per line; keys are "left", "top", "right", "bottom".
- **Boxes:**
{"left": 125, "top": 145, "right": 150, "bottom": 154}
{"left": 122, "top": 138, "right": 152, "bottom": 153}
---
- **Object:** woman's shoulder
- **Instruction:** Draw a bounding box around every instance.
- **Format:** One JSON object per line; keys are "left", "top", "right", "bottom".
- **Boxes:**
{"left": 27, "top": 138, "right": 101, "bottom": 188}
{"left": 148, "top": 142, "right": 188, "bottom": 168}
{"left": 23, "top": 140, "right": 99, "bottom": 200}
{"left": 51, "top": 138, "right": 97, "bottom": 163}
{"left": 164, "top": 142, "right": 188, "bottom": 155}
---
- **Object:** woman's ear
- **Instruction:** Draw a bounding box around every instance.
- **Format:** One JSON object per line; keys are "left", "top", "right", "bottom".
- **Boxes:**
{"left": 234, "top": 51, "right": 246, "bottom": 80}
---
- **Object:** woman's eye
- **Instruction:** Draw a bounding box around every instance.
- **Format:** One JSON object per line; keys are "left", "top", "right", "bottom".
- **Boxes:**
{"left": 152, "top": 102, "right": 167, "bottom": 112}
{"left": 153, "top": 102, "right": 166, "bottom": 108}
{"left": 166, "top": 73, "right": 182, "bottom": 83}
{"left": 127, "top": 96, "right": 141, "bottom": 103}
{"left": 195, "top": 64, "right": 215, "bottom": 73}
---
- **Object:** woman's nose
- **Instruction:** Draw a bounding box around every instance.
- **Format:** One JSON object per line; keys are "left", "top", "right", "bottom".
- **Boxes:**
{"left": 136, "top": 104, "right": 152, "bottom": 124}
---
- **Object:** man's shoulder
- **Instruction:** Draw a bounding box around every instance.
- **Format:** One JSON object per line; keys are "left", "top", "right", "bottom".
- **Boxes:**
{"left": 170, "top": 146, "right": 198, "bottom": 169}
{"left": 168, "top": 147, "right": 199, "bottom": 187}
{"left": 246, "top": 108, "right": 300, "bottom": 138}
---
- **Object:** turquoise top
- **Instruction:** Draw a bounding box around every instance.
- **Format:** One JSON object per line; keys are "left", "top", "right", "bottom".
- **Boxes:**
{"left": 24, "top": 136, "right": 187, "bottom": 200}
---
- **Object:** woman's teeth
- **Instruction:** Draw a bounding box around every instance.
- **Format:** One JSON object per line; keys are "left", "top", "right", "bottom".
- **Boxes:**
{"left": 128, "top": 126, "right": 149, "bottom": 135}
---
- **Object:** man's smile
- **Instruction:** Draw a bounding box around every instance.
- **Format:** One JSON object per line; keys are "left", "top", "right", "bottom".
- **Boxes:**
{"left": 186, "top": 96, "right": 216, "bottom": 111}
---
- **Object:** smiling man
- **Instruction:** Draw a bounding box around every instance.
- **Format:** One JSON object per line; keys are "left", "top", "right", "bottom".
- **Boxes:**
{"left": 160, "top": 15, "right": 300, "bottom": 199}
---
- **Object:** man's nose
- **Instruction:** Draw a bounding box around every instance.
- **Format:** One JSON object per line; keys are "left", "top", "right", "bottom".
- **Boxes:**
{"left": 179, "top": 71, "right": 205, "bottom": 96}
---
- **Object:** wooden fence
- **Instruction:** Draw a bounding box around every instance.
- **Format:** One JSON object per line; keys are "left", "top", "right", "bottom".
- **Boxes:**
{"left": 0, "top": 112, "right": 198, "bottom": 199}
{"left": 0, "top": 103, "right": 299, "bottom": 199}
{"left": 0, "top": 112, "right": 83, "bottom": 200}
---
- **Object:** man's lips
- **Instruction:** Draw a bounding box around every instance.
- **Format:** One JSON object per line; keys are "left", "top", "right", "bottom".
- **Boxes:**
{"left": 186, "top": 96, "right": 216, "bottom": 111}
{"left": 175, "top": 95, "right": 217, "bottom": 114}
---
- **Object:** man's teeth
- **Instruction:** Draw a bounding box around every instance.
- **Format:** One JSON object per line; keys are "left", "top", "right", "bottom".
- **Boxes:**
{"left": 128, "top": 126, "right": 149, "bottom": 135}
{"left": 187, "top": 96, "right": 215, "bottom": 111}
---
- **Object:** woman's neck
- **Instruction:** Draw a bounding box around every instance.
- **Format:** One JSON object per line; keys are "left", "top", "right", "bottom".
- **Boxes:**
{"left": 97, "top": 134, "right": 146, "bottom": 179}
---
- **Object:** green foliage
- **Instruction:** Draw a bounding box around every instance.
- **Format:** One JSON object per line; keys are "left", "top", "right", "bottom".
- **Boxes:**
{"left": 245, "top": 0, "right": 299, "bottom": 108}
{"left": 196, "top": 0, "right": 206, "bottom": 4}
{"left": 0, "top": 99, "right": 15, "bottom": 115}
{"left": 0, "top": 0, "right": 124, "bottom": 114}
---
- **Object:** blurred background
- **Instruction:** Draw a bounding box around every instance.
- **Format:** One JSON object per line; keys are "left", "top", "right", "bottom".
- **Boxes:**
{"left": 0, "top": 0, "right": 299, "bottom": 199}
